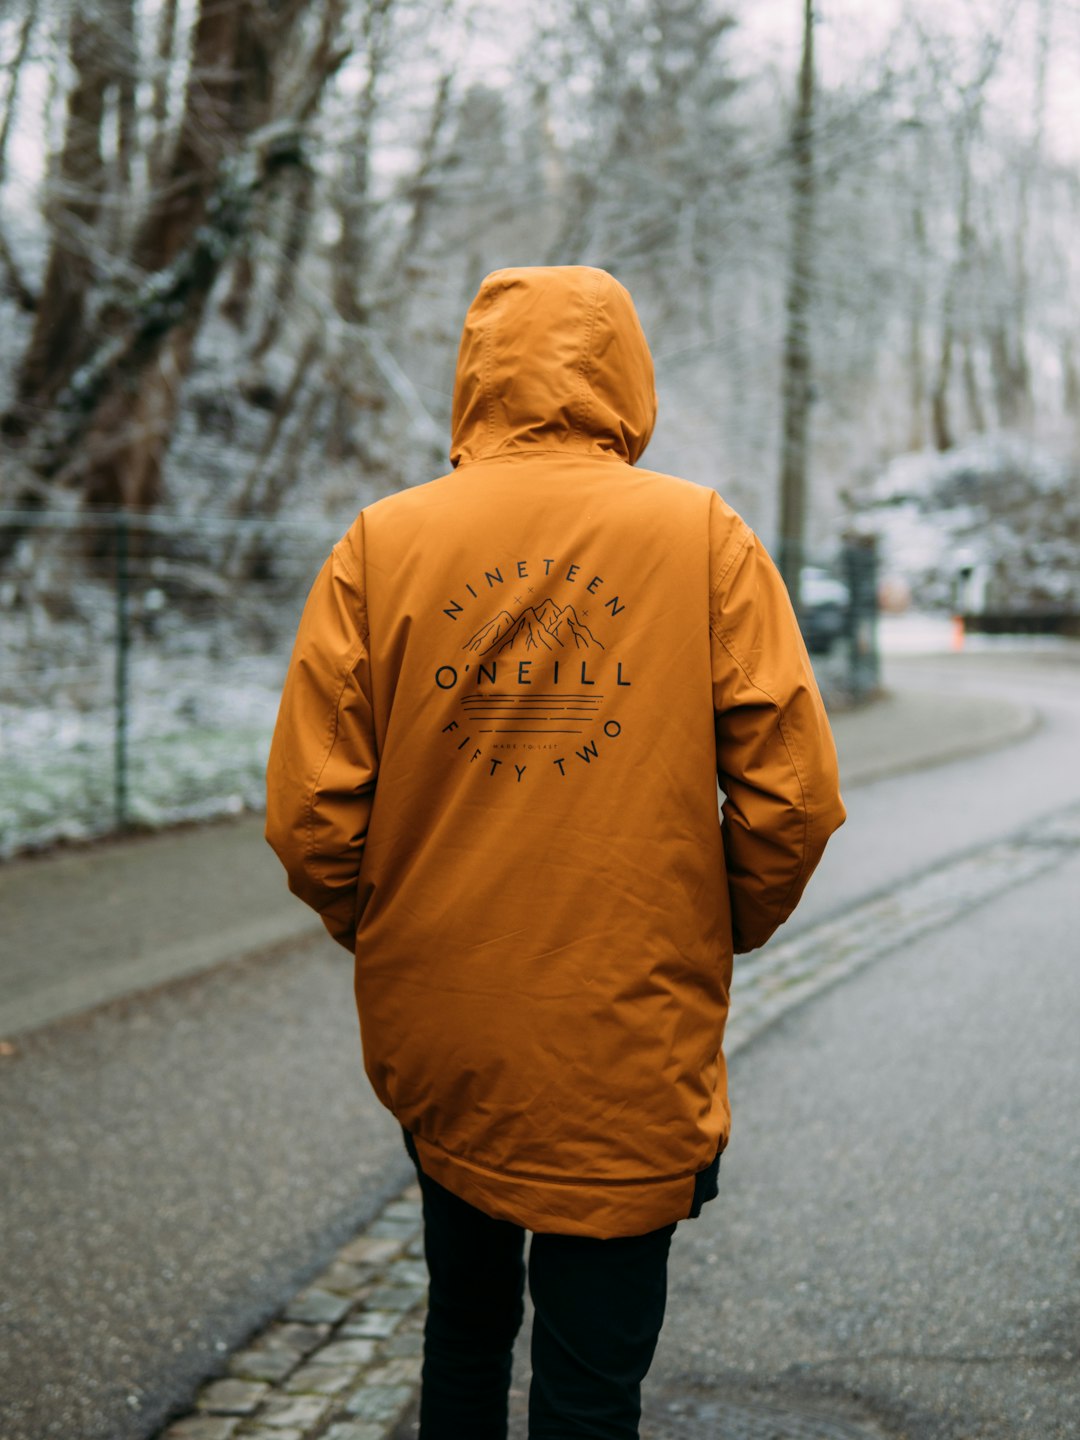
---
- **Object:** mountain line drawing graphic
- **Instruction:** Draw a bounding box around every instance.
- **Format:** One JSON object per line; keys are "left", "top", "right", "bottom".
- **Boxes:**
{"left": 463, "top": 598, "right": 605, "bottom": 656}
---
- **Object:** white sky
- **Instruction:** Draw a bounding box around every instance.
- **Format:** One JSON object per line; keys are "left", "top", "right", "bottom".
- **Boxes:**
{"left": 453, "top": 0, "right": 1079, "bottom": 165}
{"left": 3, "top": 0, "right": 1077, "bottom": 193}
{"left": 734, "top": 0, "right": 1079, "bottom": 163}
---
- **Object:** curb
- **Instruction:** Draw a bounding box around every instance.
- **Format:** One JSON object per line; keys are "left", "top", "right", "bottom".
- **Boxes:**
{"left": 0, "top": 911, "right": 321, "bottom": 1041}
{"left": 835, "top": 695, "right": 1039, "bottom": 790}
{"left": 157, "top": 1193, "right": 427, "bottom": 1440}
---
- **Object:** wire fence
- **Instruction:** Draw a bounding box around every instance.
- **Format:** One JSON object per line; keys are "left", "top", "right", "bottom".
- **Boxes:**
{"left": 0, "top": 509, "right": 878, "bottom": 860}
{"left": 0, "top": 507, "right": 343, "bottom": 858}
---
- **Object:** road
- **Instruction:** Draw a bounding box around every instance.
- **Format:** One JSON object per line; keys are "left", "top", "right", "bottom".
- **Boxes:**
{"left": 501, "top": 647, "right": 1080, "bottom": 1440}
{"left": 506, "top": 645, "right": 1080, "bottom": 1440}
{"left": 3, "top": 647, "right": 1079, "bottom": 1440}
{"left": 790, "top": 647, "right": 1080, "bottom": 937}
{"left": 504, "top": 845, "right": 1080, "bottom": 1440}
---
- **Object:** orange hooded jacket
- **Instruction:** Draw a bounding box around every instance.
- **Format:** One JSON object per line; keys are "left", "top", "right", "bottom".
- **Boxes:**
{"left": 266, "top": 266, "right": 845, "bottom": 1238}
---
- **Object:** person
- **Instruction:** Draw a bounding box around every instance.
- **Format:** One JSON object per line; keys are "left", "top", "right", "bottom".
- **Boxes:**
{"left": 265, "top": 265, "right": 846, "bottom": 1439}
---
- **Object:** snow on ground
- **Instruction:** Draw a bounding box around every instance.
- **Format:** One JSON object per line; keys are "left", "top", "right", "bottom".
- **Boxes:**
{"left": 853, "top": 434, "right": 1080, "bottom": 615}
{"left": 878, "top": 611, "right": 957, "bottom": 654}
{"left": 878, "top": 611, "right": 1079, "bottom": 656}
{"left": 0, "top": 647, "right": 287, "bottom": 859}
{"left": 3, "top": 611, "right": 1076, "bottom": 860}
{"left": 0, "top": 514, "right": 344, "bottom": 861}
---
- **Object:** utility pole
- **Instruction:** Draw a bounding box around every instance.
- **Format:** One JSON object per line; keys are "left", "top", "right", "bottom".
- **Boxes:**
{"left": 777, "top": 0, "right": 816, "bottom": 615}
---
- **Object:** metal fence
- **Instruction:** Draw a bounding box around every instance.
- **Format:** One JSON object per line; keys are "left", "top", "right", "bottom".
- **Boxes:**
{"left": 0, "top": 508, "right": 343, "bottom": 858}
{"left": 0, "top": 510, "right": 879, "bottom": 860}
{"left": 786, "top": 534, "right": 881, "bottom": 710}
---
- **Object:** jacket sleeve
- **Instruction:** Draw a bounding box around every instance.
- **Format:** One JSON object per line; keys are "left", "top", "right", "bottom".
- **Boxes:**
{"left": 710, "top": 506, "right": 846, "bottom": 954}
{"left": 265, "top": 525, "right": 377, "bottom": 952}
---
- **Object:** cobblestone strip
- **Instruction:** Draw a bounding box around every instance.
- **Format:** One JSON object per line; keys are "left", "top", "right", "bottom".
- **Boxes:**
{"left": 159, "top": 802, "right": 1080, "bottom": 1440}
{"left": 158, "top": 1192, "right": 427, "bottom": 1440}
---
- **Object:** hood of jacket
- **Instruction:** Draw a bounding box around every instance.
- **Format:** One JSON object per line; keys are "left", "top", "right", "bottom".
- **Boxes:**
{"left": 449, "top": 265, "right": 658, "bottom": 468}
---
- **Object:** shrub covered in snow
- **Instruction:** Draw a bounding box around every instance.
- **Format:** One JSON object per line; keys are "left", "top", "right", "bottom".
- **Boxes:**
{"left": 851, "top": 435, "right": 1080, "bottom": 615}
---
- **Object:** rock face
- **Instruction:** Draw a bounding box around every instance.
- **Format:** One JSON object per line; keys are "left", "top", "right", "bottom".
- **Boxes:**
{"left": 463, "top": 599, "right": 605, "bottom": 655}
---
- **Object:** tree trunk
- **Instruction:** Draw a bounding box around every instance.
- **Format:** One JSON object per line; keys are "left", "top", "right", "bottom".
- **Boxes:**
{"left": 3, "top": 8, "right": 110, "bottom": 435}
{"left": 132, "top": 0, "right": 252, "bottom": 278}
{"left": 962, "top": 339, "right": 986, "bottom": 433}
{"left": 907, "top": 179, "right": 928, "bottom": 450}
{"left": 328, "top": 1, "right": 396, "bottom": 457}
{"left": 247, "top": 0, "right": 351, "bottom": 355}
{"left": 931, "top": 316, "right": 954, "bottom": 452}
{"left": 385, "top": 69, "right": 453, "bottom": 296}
{"left": 71, "top": 0, "right": 315, "bottom": 511}
{"left": 110, "top": 0, "right": 138, "bottom": 197}
{"left": 1063, "top": 339, "right": 1080, "bottom": 420}
{"left": 0, "top": 0, "right": 37, "bottom": 307}
{"left": 220, "top": 231, "right": 258, "bottom": 329}
{"left": 225, "top": 331, "right": 322, "bottom": 548}
{"left": 989, "top": 322, "right": 1021, "bottom": 428}
{"left": 776, "top": 0, "right": 815, "bottom": 612}
{"left": 250, "top": 163, "right": 317, "bottom": 359}
{"left": 933, "top": 111, "right": 981, "bottom": 454}
{"left": 333, "top": 2, "right": 395, "bottom": 325}
{"left": 1003, "top": 0, "right": 1051, "bottom": 430}
{"left": 148, "top": 0, "right": 180, "bottom": 184}
{"left": 39, "top": 129, "right": 306, "bottom": 506}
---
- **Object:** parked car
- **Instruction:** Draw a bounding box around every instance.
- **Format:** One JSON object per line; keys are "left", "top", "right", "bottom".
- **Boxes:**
{"left": 799, "top": 565, "right": 850, "bottom": 654}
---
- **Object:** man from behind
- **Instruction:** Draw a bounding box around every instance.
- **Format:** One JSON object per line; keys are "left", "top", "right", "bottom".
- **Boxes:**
{"left": 266, "top": 265, "right": 846, "bottom": 1439}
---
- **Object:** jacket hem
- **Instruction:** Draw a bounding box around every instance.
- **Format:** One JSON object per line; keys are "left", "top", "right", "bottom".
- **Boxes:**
{"left": 410, "top": 1133, "right": 705, "bottom": 1238}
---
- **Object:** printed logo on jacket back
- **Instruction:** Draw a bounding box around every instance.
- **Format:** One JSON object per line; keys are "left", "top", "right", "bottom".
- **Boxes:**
{"left": 435, "top": 555, "right": 631, "bottom": 786}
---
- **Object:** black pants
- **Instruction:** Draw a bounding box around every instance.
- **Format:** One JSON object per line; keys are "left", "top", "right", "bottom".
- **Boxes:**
{"left": 404, "top": 1133, "right": 676, "bottom": 1440}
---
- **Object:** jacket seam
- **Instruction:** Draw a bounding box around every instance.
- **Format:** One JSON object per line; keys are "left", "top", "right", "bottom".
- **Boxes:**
{"left": 773, "top": 712, "right": 813, "bottom": 920}
{"left": 456, "top": 444, "right": 628, "bottom": 466}
{"left": 709, "top": 524, "right": 753, "bottom": 604}
{"left": 332, "top": 534, "right": 370, "bottom": 645}
{"left": 304, "top": 633, "right": 368, "bottom": 873}
{"left": 569, "top": 273, "right": 602, "bottom": 444}
{"left": 709, "top": 618, "right": 810, "bottom": 930}
{"left": 483, "top": 304, "right": 496, "bottom": 446}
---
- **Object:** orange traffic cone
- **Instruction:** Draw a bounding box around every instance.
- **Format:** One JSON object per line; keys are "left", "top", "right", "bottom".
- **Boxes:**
{"left": 951, "top": 615, "right": 965, "bottom": 652}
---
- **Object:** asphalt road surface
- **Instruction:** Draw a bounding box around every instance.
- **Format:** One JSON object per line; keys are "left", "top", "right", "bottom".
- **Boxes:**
{"left": 502, "top": 650, "right": 1080, "bottom": 1440}
{"left": 3, "top": 648, "right": 1079, "bottom": 1440}
{"left": 642, "top": 846, "right": 1080, "bottom": 1440}
{"left": 650, "top": 647, "right": 1080, "bottom": 1440}
{"left": 786, "top": 648, "right": 1080, "bottom": 938}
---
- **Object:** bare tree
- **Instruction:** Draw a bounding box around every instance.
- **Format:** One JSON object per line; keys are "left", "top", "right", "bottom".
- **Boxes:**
{"left": 776, "top": 0, "right": 816, "bottom": 607}
{"left": 922, "top": 19, "right": 1009, "bottom": 450}
{"left": 0, "top": 0, "right": 1075, "bottom": 566}
{"left": 4, "top": 6, "right": 112, "bottom": 435}
{"left": 0, "top": 0, "right": 37, "bottom": 310}
{"left": 1, "top": 0, "right": 349, "bottom": 515}
{"left": 147, "top": 0, "right": 181, "bottom": 183}
{"left": 990, "top": 0, "right": 1051, "bottom": 429}
{"left": 332, "top": 0, "right": 397, "bottom": 325}
{"left": 540, "top": 0, "right": 739, "bottom": 303}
